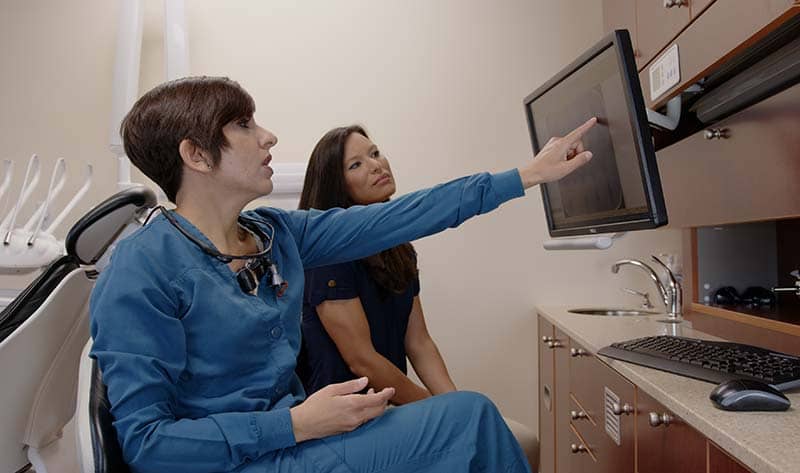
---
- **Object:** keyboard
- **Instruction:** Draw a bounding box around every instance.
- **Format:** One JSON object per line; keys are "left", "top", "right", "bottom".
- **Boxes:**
{"left": 598, "top": 336, "right": 800, "bottom": 391}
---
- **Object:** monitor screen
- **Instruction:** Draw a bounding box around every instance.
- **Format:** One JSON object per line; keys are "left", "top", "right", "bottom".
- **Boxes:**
{"left": 524, "top": 30, "right": 667, "bottom": 237}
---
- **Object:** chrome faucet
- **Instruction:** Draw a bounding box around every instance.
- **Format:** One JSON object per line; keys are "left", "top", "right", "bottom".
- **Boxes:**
{"left": 611, "top": 255, "right": 683, "bottom": 323}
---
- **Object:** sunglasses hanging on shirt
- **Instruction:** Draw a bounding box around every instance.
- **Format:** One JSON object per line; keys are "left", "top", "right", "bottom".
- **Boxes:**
{"left": 157, "top": 207, "right": 287, "bottom": 296}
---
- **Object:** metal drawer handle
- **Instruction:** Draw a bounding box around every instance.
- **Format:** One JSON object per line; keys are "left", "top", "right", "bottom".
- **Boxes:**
{"left": 663, "top": 0, "right": 687, "bottom": 8}
{"left": 570, "top": 348, "right": 588, "bottom": 357}
{"left": 570, "top": 410, "right": 588, "bottom": 420}
{"left": 542, "top": 336, "right": 554, "bottom": 343}
{"left": 649, "top": 412, "right": 674, "bottom": 427}
{"left": 571, "top": 443, "right": 589, "bottom": 454}
{"left": 547, "top": 340, "right": 563, "bottom": 349}
{"left": 611, "top": 402, "right": 635, "bottom": 416}
{"left": 704, "top": 128, "right": 729, "bottom": 140}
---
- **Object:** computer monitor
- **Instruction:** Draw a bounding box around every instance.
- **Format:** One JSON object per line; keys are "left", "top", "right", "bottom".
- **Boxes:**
{"left": 524, "top": 30, "right": 667, "bottom": 237}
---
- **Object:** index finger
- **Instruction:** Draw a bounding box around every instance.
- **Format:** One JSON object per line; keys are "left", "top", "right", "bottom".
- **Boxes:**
{"left": 563, "top": 117, "right": 597, "bottom": 145}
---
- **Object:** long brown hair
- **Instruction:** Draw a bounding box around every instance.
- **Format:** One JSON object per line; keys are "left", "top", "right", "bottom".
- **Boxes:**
{"left": 299, "top": 125, "right": 417, "bottom": 294}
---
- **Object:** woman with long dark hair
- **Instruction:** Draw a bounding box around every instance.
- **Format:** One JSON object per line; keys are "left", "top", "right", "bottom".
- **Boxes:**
{"left": 90, "top": 76, "right": 594, "bottom": 473}
{"left": 298, "top": 125, "right": 538, "bottom": 467}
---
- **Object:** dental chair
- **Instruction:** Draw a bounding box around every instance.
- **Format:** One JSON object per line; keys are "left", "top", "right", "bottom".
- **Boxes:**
{"left": 0, "top": 186, "right": 156, "bottom": 473}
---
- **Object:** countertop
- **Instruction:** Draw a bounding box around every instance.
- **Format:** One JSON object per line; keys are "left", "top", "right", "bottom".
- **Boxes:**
{"left": 537, "top": 306, "right": 800, "bottom": 473}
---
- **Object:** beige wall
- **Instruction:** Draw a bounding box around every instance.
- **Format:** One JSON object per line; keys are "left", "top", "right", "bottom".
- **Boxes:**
{"left": 1, "top": 0, "right": 682, "bottom": 431}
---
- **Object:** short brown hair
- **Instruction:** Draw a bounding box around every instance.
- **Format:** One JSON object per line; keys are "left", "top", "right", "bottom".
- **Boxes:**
{"left": 120, "top": 76, "right": 255, "bottom": 202}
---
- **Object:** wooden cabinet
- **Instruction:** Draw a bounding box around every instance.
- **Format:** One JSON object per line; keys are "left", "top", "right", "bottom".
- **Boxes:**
{"left": 636, "top": 0, "right": 691, "bottom": 68}
{"left": 639, "top": 0, "right": 799, "bottom": 108}
{"left": 569, "top": 351, "right": 635, "bottom": 473}
{"left": 708, "top": 442, "right": 754, "bottom": 473}
{"left": 657, "top": 82, "right": 800, "bottom": 228}
{"left": 603, "top": 0, "right": 641, "bottom": 67}
{"left": 636, "top": 389, "right": 706, "bottom": 473}
{"left": 539, "top": 317, "right": 556, "bottom": 473}
{"left": 690, "top": 0, "right": 715, "bottom": 18}
{"left": 537, "top": 314, "right": 752, "bottom": 473}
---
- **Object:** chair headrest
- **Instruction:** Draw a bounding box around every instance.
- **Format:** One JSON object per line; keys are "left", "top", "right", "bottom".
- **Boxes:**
{"left": 65, "top": 186, "right": 157, "bottom": 265}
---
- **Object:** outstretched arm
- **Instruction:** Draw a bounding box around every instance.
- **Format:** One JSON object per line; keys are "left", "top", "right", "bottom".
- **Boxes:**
{"left": 271, "top": 118, "right": 596, "bottom": 269}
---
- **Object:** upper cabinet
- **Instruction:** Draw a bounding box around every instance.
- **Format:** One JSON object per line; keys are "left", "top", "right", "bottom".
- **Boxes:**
{"left": 635, "top": 0, "right": 692, "bottom": 69}
{"left": 603, "top": 1, "right": 799, "bottom": 108}
{"left": 603, "top": 0, "right": 641, "bottom": 67}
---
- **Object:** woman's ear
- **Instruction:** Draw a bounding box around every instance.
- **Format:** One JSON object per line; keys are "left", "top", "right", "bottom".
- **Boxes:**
{"left": 179, "top": 139, "right": 214, "bottom": 172}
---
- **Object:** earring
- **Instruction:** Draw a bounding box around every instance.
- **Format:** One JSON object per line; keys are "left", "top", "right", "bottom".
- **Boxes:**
{"left": 206, "top": 163, "right": 213, "bottom": 170}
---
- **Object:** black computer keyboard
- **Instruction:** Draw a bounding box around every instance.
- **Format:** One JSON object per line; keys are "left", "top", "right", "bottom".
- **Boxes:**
{"left": 598, "top": 336, "right": 800, "bottom": 391}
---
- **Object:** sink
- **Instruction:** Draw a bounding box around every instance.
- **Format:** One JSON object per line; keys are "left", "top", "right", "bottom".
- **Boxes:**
{"left": 568, "top": 308, "right": 659, "bottom": 316}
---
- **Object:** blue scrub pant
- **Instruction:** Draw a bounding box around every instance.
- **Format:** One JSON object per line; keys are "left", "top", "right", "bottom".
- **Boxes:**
{"left": 238, "top": 391, "right": 531, "bottom": 472}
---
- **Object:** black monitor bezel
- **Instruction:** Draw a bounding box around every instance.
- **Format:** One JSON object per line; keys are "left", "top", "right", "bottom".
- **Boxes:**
{"left": 523, "top": 29, "right": 667, "bottom": 237}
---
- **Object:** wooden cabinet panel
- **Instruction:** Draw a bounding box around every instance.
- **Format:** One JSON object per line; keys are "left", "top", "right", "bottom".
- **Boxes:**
{"left": 568, "top": 354, "right": 635, "bottom": 473}
{"left": 554, "top": 327, "right": 572, "bottom": 473}
{"left": 690, "top": 0, "right": 715, "bottom": 18}
{"left": 603, "top": 0, "right": 642, "bottom": 68}
{"left": 636, "top": 0, "right": 690, "bottom": 68}
{"left": 568, "top": 424, "right": 598, "bottom": 472}
{"left": 708, "top": 441, "right": 754, "bottom": 473}
{"left": 640, "top": 0, "right": 798, "bottom": 108}
{"left": 657, "top": 82, "right": 800, "bottom": 228}
{"left": 569, "top": 339, "right": 605, "bottom": 421}
{"left": 539, "top": 316, "right": 556, "bottom": 473}
{"left": 636, "top": 389, "right": 706, "bottom": 473}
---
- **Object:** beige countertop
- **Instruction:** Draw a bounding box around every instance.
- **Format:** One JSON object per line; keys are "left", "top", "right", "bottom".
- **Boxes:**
{"left": 537, "top": 306, "right": 800, "bottom": 473}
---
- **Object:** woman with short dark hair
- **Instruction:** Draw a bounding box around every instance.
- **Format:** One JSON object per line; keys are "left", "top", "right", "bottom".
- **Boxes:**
{"left": 90, "top": 76, "right": 594, "bottom": 473}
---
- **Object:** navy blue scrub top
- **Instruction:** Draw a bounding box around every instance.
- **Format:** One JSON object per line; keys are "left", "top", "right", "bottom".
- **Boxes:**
{"left": 299, "top": 260, "right": 420, "bottom": 395}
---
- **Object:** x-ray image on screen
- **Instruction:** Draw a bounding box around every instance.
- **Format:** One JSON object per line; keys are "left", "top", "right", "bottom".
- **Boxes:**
{"left": 545, "top": 86, "right": 623, "bottom": 219}
{"left": 524, "top": 30, "right": 667, "bottom": 236}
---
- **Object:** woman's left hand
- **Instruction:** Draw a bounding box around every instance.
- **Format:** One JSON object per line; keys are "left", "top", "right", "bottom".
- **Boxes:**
{"left": 518, "top": 117, "right": 597, "bottom": 189}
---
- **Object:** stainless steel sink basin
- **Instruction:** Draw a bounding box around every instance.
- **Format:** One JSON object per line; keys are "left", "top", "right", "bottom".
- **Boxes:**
{"left": 568, "top": 308, "right": 659, "bottom": 316}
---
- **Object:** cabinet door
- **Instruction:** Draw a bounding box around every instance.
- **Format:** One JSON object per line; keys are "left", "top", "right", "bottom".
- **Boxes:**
{"left": 603, "top": 0, "right": 642, "bottom": 68}
{"left": 539, "top": 316, "right": 556, "bottom": 473}
{"left": 657, "top": 82, "right": 800, "bottom": 228}
{"left": 554, "top": 328, "right": 571, "bottom": 473}
{"left": 690, "top": 0, "right": 715, "bottom": 18}
{"left": 636, "top": 390, "right": 706, "bottom": 473}
{"left": 636, "top": 0, "right": 690, "bottom": 67}
{"left": 708, "top": 441, "right": 753, "bottom": 473}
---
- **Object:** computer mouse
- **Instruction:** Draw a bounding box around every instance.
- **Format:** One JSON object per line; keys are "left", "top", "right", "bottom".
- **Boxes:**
{"left": 710, "top": 379, "right": 791, "bottom": 411}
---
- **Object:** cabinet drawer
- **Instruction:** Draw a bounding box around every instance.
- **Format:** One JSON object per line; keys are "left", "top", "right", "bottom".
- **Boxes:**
{"left": 568, "top": 423, "right": 598, "bottom": 472}
{"left": 569, "top": 339, "right": 607, "bottom": 418}
{"left": 640, "top": 0, "right": 798, "bottom": 108}
{"left": 636, "top": 390, "right": 706, "bottom": 473}
{"left": 657, "top": 82, "right": 800, "bottom": 228}
{"left": 636, "top": 0, "right": 691, "bottom": 69}
{"left": 690, "top": 0, "right": 715, "bottom": 19}
{"left": 569, "top": 350, "right": 636, "bottom": 473}
{"left": 708, "top": 441, "right": 754, "bottom": 473}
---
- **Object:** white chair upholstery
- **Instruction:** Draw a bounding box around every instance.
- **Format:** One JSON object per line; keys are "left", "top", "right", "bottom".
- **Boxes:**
{"left": 0, "top": 267, "right": 92, "bottom": 473}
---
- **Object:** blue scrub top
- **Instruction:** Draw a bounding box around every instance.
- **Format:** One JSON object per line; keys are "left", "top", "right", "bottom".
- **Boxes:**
{"left": 299, "top": 259, "right": 420, "bottom": 395}
{"left": 89, "top": 170, "right": 524, "bottom": 473}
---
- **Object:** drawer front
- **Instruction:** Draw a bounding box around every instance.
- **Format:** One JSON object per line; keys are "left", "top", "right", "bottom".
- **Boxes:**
{"left": 708, "top": 441, "right": 754, "bottom": 473}
{"left": 636, "top": 0, "right": 691, "bottom": 68}
{"left": 657, "top": 82, "right": 800, "bottom": 228}
{"left": 569, "top": 339, "right": 606, "bottom": 418}
{"left": 636, "top": 389, "right": 706, "bottom": 473}
{"left": 641, "top": 0, "right": 798, "bottom": 108}
{"left": 690, "top": 0, "right": 715, "bottom": 18}
{"left": 568, "top": 423, "right": 598, "bottom": 472}
{"left": 569, "top": 350, "right": 636, "bottom": 473}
